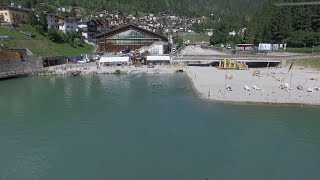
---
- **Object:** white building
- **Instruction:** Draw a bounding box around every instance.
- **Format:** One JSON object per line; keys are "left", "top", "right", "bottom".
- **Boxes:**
{"left": 45, "top": 13, "right": 60, "bottom": 29}
{"left": 57, "top": 7, "right": 70, "bottom": 13}
{"left": 58, "top": 17, "right": 77, "bottom": 33}
{"left": 205, "top": 29, "right": 213, "bottom": 36}
{"left": 229, "top": 31, "right": 236, "bottom": 36}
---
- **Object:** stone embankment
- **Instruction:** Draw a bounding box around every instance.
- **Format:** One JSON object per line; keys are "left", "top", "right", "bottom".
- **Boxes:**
{"left": 0, "top": 58, "right": 43, "bottom": 79}
{"left": 45, "top": 63, "right": 187, "bottom": 76}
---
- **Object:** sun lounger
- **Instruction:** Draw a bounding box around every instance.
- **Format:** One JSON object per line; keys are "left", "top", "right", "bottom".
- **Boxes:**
{"left": 244, "top": 85, "right": 251, "bottom": 91}
{"left": 253, "top": 85, "right": 260, "bottom": 90}
{"left": 307, "top": 88, "right": 313, "bottom": 92}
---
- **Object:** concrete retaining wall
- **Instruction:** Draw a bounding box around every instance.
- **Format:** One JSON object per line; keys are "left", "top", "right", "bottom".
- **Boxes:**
{"left": 0, "top": 58, "right": 43, "bottom": 79}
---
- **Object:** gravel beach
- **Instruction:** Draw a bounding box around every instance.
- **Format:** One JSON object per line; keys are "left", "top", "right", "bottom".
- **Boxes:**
{"left": 186, "top": 66, "right": 320, "bottom": 105}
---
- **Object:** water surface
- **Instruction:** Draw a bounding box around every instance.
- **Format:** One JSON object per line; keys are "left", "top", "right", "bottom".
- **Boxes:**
{"left": 0, "top": 74, "right": 319, "bottom": 180}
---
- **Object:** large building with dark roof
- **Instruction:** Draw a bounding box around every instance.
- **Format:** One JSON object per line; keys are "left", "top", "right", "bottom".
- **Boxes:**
{"left": 94, "top": 24, "right": 169, "bottom": 54}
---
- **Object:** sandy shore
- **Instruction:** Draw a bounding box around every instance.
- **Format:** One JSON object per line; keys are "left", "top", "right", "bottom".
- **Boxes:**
{"left": 186, "top": 66, "right": 320, "bottom": 105}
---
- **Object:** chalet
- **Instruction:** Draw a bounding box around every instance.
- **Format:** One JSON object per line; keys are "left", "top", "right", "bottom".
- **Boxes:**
{"left": 36, "top": 12, "right": 76, "bottom": 33}
{"left": 94, "top": 24, "right": 169, "bottom": 54}
{"left": 43, "top": 13, "right": 63, "bottom": 29}
{"left": 78, "top": 19, "right": 100, "bottom": 42}
{"left": 58, "top": 17, "right": 77, "bottom": 33}
{"left": 0, "top": 4, "right": 30, "bottom": 24}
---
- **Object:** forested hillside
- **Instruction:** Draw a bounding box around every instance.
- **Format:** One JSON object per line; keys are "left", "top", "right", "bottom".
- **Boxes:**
{"left": 245, "top": 0, "right": 320, "bottom": 47}
{"left": 0, "top": 0, "right": 265, "bottom": 16}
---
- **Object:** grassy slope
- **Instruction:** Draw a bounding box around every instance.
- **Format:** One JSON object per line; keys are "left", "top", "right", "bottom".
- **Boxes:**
{"left": 178, "top": 33, "right": 210, "bottom": 43}
{"left": 286, "top": 47, "right": 320, "bottom": 53}
{"left": 0, "top": 25, "right": 93, "bottom": 57}
{"left": 288, "top": 57, "right": 320, "bottom": 69}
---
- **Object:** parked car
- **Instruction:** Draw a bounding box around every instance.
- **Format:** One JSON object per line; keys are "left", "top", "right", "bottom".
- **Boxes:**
{"left": 77, "top": 59, "right": 90, "bottom": 64}
{"left": 68, "top": 59, "right": 77, "bottom": 63}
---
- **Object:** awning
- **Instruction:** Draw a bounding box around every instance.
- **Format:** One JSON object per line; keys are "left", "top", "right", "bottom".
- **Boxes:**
{"left": 146, "top": 56, "right": 171, "bottom": 61}
{"left": 99, "top": 56, "right": 129, "bottom": 63}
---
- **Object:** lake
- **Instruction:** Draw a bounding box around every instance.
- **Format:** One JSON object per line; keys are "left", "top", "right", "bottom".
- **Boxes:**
{"left": 0, "top": 74, "right": 319, "bottom": 180}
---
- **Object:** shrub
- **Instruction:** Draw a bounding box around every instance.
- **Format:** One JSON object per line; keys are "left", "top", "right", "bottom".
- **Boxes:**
{"left": 35, "top": 25, "right": 45, "bottom": 34}
{"left": 74, "top": 38, "right": 84, "bottom": 47}
{"left": 47, "top": 29, "right": 62, "bottom": 42}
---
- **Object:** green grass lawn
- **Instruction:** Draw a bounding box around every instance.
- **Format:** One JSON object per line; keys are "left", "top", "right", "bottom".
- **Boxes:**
{"left": 288, "top": 57, "right": 320, "bottom": 69}
{"left": 178, "top": 33, "right": 210, "bottom": 43}
{"left": 286, "top": 47, "right": 320, "bottom": 53}
{"left": 0, "top": 25, "right": 93, "bottom": 57}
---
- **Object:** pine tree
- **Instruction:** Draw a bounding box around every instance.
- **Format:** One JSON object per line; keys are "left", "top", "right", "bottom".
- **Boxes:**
{"left": 39, "top": 12, "right": 48, "bottom": 32}
{"left": 28, "top": 11, "right": 39, "bottom": 26}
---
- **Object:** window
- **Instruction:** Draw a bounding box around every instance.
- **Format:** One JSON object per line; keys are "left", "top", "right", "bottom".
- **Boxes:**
{"left": 108, "top": 29, "right": 155, "bottom": 39}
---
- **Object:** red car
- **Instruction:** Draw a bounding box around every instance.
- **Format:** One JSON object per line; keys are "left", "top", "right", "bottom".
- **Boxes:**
{"left": 68, "top": 59, "right": 77, "bottom": 63}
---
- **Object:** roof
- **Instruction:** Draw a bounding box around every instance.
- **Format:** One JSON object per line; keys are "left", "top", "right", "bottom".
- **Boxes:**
{"left": 0, "top": 5, "right": 30, "bottom": 12}
{"left": 78, "top": 19, "right": 98, "bottom": 25}
{"left": 94, "top": 24, "right": 168, "bottom": 41}
{"left": 146, "top": 56, "right": 171, "bottom": 61}
{"left": 99, "top": 56, "right": 129, "bottom": 63}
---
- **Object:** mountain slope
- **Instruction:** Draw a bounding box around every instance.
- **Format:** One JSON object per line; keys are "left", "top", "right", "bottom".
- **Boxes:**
{"left": 0, "top": 0, "right": 266, "bottom": 16}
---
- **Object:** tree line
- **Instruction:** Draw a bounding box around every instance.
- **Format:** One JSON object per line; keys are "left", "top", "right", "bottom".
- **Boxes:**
{"left": 244, "top": 0, "right": 320, "bottom": 47}
{"left": 0, "top": 0, "right": 265, "bottom": 16}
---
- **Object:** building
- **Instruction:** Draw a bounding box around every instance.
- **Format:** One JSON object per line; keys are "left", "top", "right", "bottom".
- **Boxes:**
{"left": 78, "top": 19, "right": 100, "bottom": 42}
{"left": 205, "top": 29, "right": 213, "bottom": 36}
{"left": 94, "top": 24, "right": 169, "bottom": 54}
{"left": 37, "top": 12, "right": 76, "bottom": 33}
{"left": 258, "top": 43, "right": 279, "bottom": 51}
{"left": 96, "top": 18, "right": 109, "bottom": 32}
{"left": 229, "top": 31, "right": 236, "bottom": 36}
{"left": 41, "top": 12, "right": 64, "bottom": 29}
{"left": 58, "top": 17, "right": 77, "bottom": 33}
{"left": 236, "top": 44, "right": 254, "bottom": 51}
{"left": 0, "top": 4, "right": 29, "bottom": 24}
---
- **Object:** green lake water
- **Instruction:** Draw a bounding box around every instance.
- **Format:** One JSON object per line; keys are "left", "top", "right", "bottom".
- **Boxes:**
{"left": 0, "top": 74, "right": 319, "bottom": 180}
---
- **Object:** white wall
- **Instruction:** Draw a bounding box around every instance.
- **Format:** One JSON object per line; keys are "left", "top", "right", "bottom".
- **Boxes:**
{"left": 46, "top": 14, "right": 56, "bottom": 29}
{"left": 59, "top": 18, "right": 77, "bottom": 33}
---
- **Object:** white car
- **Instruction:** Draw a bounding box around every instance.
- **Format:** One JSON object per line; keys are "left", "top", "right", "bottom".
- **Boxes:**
{"left": 77, "top": 59, "right": 90, "bottom": 64}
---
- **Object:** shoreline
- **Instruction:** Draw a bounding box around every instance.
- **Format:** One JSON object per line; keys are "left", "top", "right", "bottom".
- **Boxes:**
{"left": 185, "top": 71, "right": 319, "bottom": 107}
{"left": 186, "top": 66, "right": 320, "bottom": 106}
{"left": 41, "top": 63, "right": 320, "bottom": 106}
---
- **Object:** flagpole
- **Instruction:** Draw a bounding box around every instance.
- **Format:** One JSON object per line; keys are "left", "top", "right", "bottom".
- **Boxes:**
{"left": 267, "top": 62, "right": 270, "bottom": 77}
{"left": 224, "top": 69, "right": 227, "bottom": 98}
{"left": 289, "top": 64, "right": 293, "bottom": 98}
